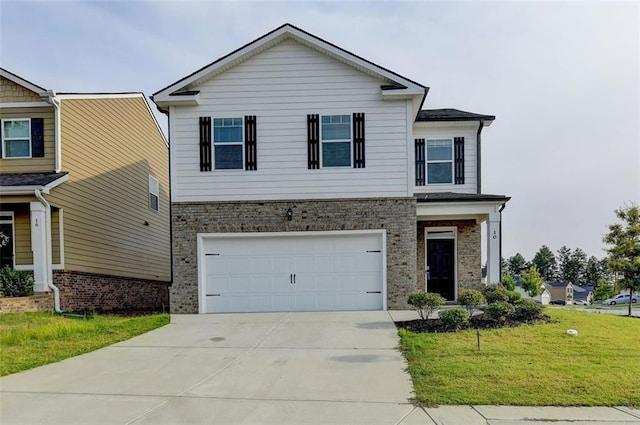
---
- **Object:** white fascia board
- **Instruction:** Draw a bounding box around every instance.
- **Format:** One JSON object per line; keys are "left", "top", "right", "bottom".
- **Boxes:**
{"left": 56, "top": 93, "right": 142, "bottom": 100}
{"left": 0, "top": 101, "right": 52, "bottom": 108}
{"left": 0, "top": 175, "right": 69, "bottom": 196}
{"left": 153, "top": 93, "right": 200, "bottom": 108}
{"left": 414, "top": 120, "right": 491, "bottom": 129}
{"left": 416, "top": 201, "right": 503, "bottom": 221}
{"left": 153, "top": 24, "right": 427, "bottom": 102}
{"left": 0, "top": 68, "right": 48, "bottom": 97}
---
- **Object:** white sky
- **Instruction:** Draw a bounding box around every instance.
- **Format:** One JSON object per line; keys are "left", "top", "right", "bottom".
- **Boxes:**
{"left": 2, "top": 1, "right": 638, "bottom": 261}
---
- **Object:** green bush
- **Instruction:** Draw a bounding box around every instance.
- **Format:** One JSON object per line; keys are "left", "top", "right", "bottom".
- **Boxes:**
{"left": 439, "top": 308, "right": 469, "bottom": 330}
{"left": 508, "top": 290, "right": 522, "bottom": 304}
{"left": 514, "top": 298, "right": 545, "bottom": 320}
{"left": 483, "top": 285, "right": 511, "bottom": 304}
{"left": 0, "top": 267, "right": 34, "bottom": 297}
{"left": 458, "top": 289, "right": 484, "bottom": 316}
{"left": 408, "top": 292, "right": 445, "bottom": 320}
{"left": 484, "top": 301, "right": 515, "bottom": 321}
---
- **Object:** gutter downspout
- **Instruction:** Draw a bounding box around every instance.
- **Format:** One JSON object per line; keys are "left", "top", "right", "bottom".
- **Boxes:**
{"left": 476, "top": 120, "right": 484, "bottom": 194}
{"left": 47, "top": 90, "right": 62, "bottom": 173}
{"left": 498, "top": 202, "right": 507, "bottom": 280}
{"left": 34, "top": 188, "right": 61, "bottom": 313}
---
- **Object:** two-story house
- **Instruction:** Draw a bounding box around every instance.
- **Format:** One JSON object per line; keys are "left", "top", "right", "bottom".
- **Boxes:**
{"left": 0, "top": 68, "right": 170, "bottom": 312}
{"left": 152, "top": 24, "right": 509, "bottom": 314}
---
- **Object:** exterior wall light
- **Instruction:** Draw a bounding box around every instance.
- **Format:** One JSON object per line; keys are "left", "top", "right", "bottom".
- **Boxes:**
{"left": 286, "top": 208, "right": 293, "bottom": 221}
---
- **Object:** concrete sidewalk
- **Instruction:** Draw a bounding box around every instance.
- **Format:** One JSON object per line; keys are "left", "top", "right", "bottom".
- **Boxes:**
{"left": 1, "top": 311, "right": 638, "bottom": 424}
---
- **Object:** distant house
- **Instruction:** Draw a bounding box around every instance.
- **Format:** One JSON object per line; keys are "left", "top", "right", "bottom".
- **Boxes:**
{"left": 573, "top": 286, "right": 594, "bottom": 304}
{"left": 515, "top": 284, "right": 551, "bottom": 305}
{"left": 544, "top": 282, "right": 574, "bottom": 304}
{"left": 0, "top": 68, "right": 171, "bottom": 312}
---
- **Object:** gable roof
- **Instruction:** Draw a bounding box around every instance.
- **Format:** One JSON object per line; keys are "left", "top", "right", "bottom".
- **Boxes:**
{"left": 0, "top": 67, "right": 49, "bottom": 98}
{"left": 417, "top": 109, "right": 495, "bottom": 122}
{"left": 545, "top": 281, "right": 573, "bottom": 289}
{"left": 152, "top": 23, "right": 428, "bottom": 114}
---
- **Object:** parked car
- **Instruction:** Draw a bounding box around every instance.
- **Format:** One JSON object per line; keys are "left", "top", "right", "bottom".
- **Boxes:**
{"left": 573, "top": 299, "right": 588, "bottom": 306}
{"left": 549, "top": 299, "right": 566, "bottom": 305}
{"left": 602, "top": 294, "right": 638, "bottom": 305}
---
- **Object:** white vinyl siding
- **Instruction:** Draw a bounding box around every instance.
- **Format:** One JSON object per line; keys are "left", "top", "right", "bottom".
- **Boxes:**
{"left": 170, "top": 39, "right": 409, "bottom": 202}
{"left": 413, "top": 125, "right": 478, "bottom": 194}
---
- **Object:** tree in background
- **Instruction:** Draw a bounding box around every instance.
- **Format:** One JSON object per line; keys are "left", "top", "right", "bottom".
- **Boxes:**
{"left": 593, "top": 282, "right": 614, "bottom": 302}
{"left": 531, "top": 245, "right": 558, "bottom": 281}
{"left": 557, "top": 246, "right": 588, "bottom": 285}
{"left": 521, "top": 265, "right": 544, "bottom": 297}
{"left": 603, "top": 204, "right": 640, "bottom": 317}
{"left": 585, "top": 256, "right": 608, "bottom": 287}
{"left": 507, "top": 253, "right": 528, "bottom": 276}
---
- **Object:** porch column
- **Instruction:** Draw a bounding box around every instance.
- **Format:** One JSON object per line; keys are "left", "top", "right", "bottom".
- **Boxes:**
{"left": 30, "top": 202, "right": 49, "bottom": 292}
{"left": 486, "top": 209, "right": 501, "bottom": 285}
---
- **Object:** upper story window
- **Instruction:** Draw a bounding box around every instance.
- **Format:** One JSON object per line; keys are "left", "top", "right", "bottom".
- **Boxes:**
{"left": 426, "top": 139, "right": 453, "bottom": 184}
{"left": 213, "top": 118, "right": 243, "bottom": 170}
{"left": 2, "top": 119, "right": 31, "bottom": 158}
{"left": 321, "top": 115, "right": 351, "bottom": 167}
{"left": 149, "top": 175, "right": 159, "bottom": 212}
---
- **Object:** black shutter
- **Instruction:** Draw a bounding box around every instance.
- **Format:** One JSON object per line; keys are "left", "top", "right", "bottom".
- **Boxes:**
{"left": 31, "top": 118, "right": 44, "bottom": 157}
{"left": 307, "top": 114, "right": 320, "bottom": 169}
{"left": 244, "top": 115, "right": 257, "bottom": 170}
{"left": 199, "top": 117, "right": 212, "bottom": 171}
{"left": 415, "top": 139, "right": 425, "bottom": 186}
{"left": 353, "top": 112, "right": 365, "bottom": 168}
{"left": 454, "top": 136, "right": 465, "bottom": 184}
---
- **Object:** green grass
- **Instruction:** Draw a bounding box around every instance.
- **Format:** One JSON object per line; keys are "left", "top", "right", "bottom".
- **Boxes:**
{"left": 399, "top": 309, "right": 640, "bottom": 406}
{"left": 0, "top": 312, "right": 170, "bottom": 376}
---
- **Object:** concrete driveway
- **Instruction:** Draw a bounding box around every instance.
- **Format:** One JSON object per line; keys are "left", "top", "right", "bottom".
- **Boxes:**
{"left": 0, "top": 311, "right": 418, "bottom": 424}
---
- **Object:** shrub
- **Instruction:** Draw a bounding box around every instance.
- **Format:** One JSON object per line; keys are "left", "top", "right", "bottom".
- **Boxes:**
{"left": 508, "top": 290, "right": 522, "bottom": 304}
{"left": 439, "top": 308, "right": 469, "bottom": 330}
{"left": 483, "top": 285, "right": 511, "bottom": 304}
{"left": 458, "top": 289, "right": 484, "bottom": 316}
{"left": 514, "top": 298, "right": 545, "bottom": 321}
{"left": 484, "top": 301, "right": 515, "bottom": 321}
{"left": 408, "top": 292, "right": 445, "bottom": 320}
{"left": 0, "top": 267, "right": 34, "bottom": 297}
{"left": 501, "top": 273, "right": 516, "bottom": 291}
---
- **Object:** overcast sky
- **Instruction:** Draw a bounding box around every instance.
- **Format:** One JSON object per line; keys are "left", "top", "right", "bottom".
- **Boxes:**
{"left": 2, "top": 1, "right": 638, "bottom": 262}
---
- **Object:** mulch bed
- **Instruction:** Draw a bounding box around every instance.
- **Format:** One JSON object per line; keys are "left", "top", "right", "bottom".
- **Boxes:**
{"left": 395, "top": 314, "right": 553, "bottom": 333}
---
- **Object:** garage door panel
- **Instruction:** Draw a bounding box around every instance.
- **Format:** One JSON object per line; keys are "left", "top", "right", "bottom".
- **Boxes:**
{"left": 201, "top": 232, "right": 384, "bottom": 313}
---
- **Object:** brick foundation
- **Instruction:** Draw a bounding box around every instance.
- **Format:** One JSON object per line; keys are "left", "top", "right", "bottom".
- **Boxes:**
{"left": 417, "top": 220, "right": 482, "bottom": 298}
{"left": 0, "top": 293, "right": 54, "bottom": 313}
{"left": 172, "top": 198, "right": 417, "bottom": 313}
{"left": 53, "top": 270, "right": 169, "bottom": 312}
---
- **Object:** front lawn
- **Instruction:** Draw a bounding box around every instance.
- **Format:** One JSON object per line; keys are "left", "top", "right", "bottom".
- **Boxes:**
{"left": 0, "top": 312, "right": 170, "bottom": 376}
{"left": 399, "top": 309, "right": 640, "bottom": 406}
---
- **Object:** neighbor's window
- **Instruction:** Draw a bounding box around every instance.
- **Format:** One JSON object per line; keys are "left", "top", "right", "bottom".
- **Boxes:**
{"left": 427, "top": 139, "right": 453, "bottom": 184}
{"left": 321, "top": 115, "right": 351, "bottom": 167}
{"left": 2, "top": 119, "right": 31, "bottom": 158}
{"left": 213, "top": 118, "right": 243, "bottom": 169}
{"left": 149, "top": 175, "right": 159, "bottom": 211}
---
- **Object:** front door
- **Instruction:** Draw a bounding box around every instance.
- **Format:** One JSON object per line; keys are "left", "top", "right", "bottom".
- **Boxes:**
{"left": 426, "top": 239, "right": 455, "bottom": 300}
{"left": 0, "top": 221, "right": 14, "bottom": 269}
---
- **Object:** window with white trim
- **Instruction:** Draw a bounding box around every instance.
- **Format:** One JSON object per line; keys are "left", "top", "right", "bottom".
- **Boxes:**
{"left": 149, "top": 175, "right": 159, "bottom": 212}
{"left": 213, "top": 118, "right": 243, "bottom": 169}
{"left": 426, "top": 139, "right": 453, "bottom": 184}
{"left": 321, "top": 115, "right": 351, "bottom": 167}
{"left": 2, "top": 118, "right": 31, "bottom": 158}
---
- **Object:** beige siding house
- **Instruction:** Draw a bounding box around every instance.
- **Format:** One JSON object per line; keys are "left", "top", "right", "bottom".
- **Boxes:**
{"left": 0, "top": 68, "right": 170, "bottom": 312}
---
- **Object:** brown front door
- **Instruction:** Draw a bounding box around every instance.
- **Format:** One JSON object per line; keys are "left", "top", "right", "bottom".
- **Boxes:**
{"left": 427, "top": 239, "right": 455, "bottom": 300}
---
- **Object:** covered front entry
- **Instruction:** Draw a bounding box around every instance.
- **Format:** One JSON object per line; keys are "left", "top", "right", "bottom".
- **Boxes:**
{"left": 426, "top": 232, "right": 456, "bottom": 300}
{"left": 198, "top": 230, "right": 386, "bottom": 313}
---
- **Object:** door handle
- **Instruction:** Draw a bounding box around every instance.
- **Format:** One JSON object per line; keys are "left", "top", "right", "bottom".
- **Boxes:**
{"left": 293, "top": 274, "right": 296, "bottom": 284}
{"left": 290, "top": 274, "right": 293, "bottom": 284}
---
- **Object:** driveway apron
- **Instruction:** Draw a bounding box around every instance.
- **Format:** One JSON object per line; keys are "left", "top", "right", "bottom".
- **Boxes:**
{"left": 0, "top": 311, "right": 417, "bottom": 424}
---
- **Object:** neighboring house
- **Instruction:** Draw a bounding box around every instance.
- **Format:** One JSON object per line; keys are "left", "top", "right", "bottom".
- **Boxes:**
{"left": 0, "top": 68, "right": 170, "bottom": 312}
{"left": 515, "top": 284, "right": 551, "bottom": 305}
{"left": 573, "top": 285, "right": 594, "bottom": 304}
{"left": 545, "top": 282, "right": 574, "bottom": 304}
{"left": 152, "top": 24, "right": 510, "bottom": 314}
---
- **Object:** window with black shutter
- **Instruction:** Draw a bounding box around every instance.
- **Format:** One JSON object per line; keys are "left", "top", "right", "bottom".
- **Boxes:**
{"left": 244, "top": 115, "right": 257, "bottom": 171}
{"left": 307, "top": 114, "right": 320, "bottom": 169}
{"left": 199, "top": 116, "right": 212, "bottom": 171}
{"left": 353, "top": 112, "right": 365, "bottom": 168}
{"left": 415, "top": 138, "right": 425, "bottom": 186}
{"left": 454, "top": 137, "right": 465, "bottom": 185}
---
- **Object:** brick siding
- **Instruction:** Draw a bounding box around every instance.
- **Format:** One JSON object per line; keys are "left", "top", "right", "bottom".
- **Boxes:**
{"left": 0, "top": 293, "right": 54, "bottom": 313}
{"left": 171, "top": 198, "right": 417, "bottom": 313}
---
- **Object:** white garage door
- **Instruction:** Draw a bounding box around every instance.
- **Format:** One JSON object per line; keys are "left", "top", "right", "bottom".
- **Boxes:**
{"left": 200, "top": 231, "right": 385, "bottom": 313}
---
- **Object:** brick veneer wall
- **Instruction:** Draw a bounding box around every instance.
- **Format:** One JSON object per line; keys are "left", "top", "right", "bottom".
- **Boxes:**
{"left": 172, "top": 198, "right": 417, "bottom": 313}
{"left": 0, "top": 293, "right": 54, "bottom": 313}
{"left": 53, "top": 271, "right": 169, "bottom": 312}
{"left": 417, "top": 220, "right": 482, "bottom": 297}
